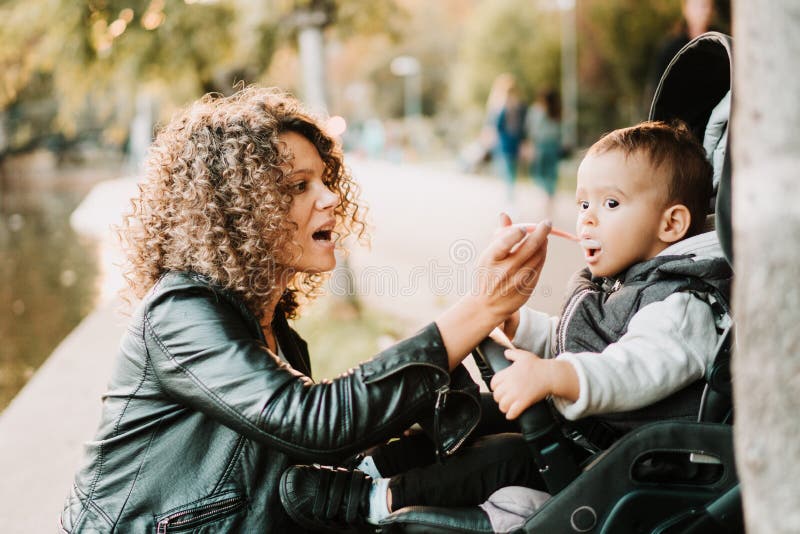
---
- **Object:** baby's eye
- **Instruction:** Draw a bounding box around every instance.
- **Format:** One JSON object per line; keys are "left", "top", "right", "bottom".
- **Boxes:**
{"left": 604, "top": 198, "right": 619, "bottom": 209}
{"left": 578, "top": 200, "right": 589, "bottom": 210}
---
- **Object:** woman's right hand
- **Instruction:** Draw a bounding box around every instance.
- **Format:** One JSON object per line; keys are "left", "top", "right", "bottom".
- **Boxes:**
{"left": 436, "top": 214, "right": 550, "bottom": 369}
{"left": 476, "top": 213, "right": 550, "bottom": 319}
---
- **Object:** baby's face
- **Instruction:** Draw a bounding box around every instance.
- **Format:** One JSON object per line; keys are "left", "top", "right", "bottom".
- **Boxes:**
{"left": 575, "top": 150, "right": 670, "bottom": 278}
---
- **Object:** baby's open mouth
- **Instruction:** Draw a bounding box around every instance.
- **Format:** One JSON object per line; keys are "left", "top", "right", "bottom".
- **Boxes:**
{"left": 581, "top": 239, "right": 602, "bottom": 258}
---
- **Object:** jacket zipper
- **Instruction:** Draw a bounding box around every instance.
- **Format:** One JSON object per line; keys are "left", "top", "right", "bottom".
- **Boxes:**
{"left": 438, "top": 387, "right": 481, "bottom": 458}
{"left": 558, "top": 288, "right": 594, "bottom": 354}
{"left": 444, "top": 425, "right": 476, "bottom": 457}
{"left": 156, "top": 497, "right": 243, "bottom": 533}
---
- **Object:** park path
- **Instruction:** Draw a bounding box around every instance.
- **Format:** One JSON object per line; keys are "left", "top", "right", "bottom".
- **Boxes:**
{"left": 345, "top": 157, "right": 583, "bottom": 323}
{"left": 0, "top": 157, "right": 583, "bottom": 531}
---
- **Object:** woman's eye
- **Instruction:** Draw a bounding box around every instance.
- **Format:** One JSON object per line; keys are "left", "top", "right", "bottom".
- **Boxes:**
{"left": 604, "top": 199, "right": 619, "bottom": 209}
{"left": 291, "top": 181, "right": 307, "bottom": 193}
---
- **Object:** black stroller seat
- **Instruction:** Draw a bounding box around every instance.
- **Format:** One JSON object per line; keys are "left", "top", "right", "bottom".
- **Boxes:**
{"left": 380, "top": 32, "right": 740, "bottom": 534}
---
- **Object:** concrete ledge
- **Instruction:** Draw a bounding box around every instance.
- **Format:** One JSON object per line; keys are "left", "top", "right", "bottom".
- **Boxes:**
{"left": 0, "top": 300, "right": 125, "bottom": 530}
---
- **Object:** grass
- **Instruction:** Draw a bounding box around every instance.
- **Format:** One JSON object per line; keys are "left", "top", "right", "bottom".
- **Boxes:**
{"left": 292, "top": 294, "right": 411, "bottom": 381}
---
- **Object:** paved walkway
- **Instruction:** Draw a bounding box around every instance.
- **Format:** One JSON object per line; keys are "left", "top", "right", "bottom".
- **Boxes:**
{"left": 0, "top": 158, "right": 584, "bottom": 531}
{"left": 346, "top": 157, "right": 583, "bottom": 322}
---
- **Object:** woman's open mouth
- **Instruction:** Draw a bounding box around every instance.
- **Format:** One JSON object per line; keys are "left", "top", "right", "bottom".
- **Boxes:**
{"left": 311, "top": 221, "right": 336, "bottom": 249}
{"left": 312, "top": 229, "right": 332, "bottom": 242}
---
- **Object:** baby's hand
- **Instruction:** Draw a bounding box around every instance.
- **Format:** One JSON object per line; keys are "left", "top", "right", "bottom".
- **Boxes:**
{"left": 490, "top": 349, "right": 550, "bottom": 420}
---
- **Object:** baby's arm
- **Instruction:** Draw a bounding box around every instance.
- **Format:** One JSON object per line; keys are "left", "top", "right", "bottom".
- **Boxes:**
{"left": 491, "top": 307, "right": 564, "bottom": 419}
{"left": 492, "top": 292, "right": 719, "bottom": 420}
{"left": 503, "top": 306, "right": 560, "bottom": 356}
{"left": 552, "top": 292, "right": 718, "bottom": 420}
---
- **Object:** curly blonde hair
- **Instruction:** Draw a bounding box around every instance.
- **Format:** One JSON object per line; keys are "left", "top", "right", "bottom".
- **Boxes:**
{"left": 119, "top": 86, "right": 366, "bottom": 320}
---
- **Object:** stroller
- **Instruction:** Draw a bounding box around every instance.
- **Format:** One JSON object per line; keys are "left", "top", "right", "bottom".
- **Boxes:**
{"left": 379, "top": 32, "right": 740, "bottom": 534}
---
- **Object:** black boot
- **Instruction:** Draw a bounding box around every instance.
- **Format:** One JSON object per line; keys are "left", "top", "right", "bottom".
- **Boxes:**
{"left": 280, "top": 464, "right": 375, "bottom": 533}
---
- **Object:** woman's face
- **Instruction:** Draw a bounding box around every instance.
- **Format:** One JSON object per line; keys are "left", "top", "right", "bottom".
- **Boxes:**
{"left": 280, "top": 131, "right": 339, "bottom": 274}
{"left": 684, "top": 0, "right": 714, "bottom": 31}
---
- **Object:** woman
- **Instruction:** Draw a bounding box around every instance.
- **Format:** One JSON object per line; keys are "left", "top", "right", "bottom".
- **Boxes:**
{"left": 489, "top": 74, "right": 527, "bottom": 210}
{"left": 59, "top": 87, "right": 550, "bottom": 532}
{"left": 525, "top": 88, "right": 563, "bottom": 219}
{"left": 648, "top": 0, "right": 718, "bottom": 104}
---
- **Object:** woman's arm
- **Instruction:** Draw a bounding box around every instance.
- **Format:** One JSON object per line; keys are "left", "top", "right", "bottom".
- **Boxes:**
{"left": 144, "top": 285, "right": 455, "bottom": 464}
{"left": 142, "top": 221, "right": 549, "bottom": 461}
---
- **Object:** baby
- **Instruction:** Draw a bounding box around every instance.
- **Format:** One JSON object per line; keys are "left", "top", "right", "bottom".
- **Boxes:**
{"left": 281, "top": 120, "right": 732, "bottom": 532}
{"left": 492, "top": 119, "right": 730, "bottom": 432}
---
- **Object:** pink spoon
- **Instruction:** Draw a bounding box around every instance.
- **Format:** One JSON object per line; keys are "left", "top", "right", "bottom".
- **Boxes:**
{"left": 512, "top": 222, "right": 580, "bottom": 242}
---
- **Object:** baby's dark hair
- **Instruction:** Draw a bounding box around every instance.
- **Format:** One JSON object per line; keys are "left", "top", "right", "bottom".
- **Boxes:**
{"left": 588, "top": 120, "right": 713, "bottom": 237}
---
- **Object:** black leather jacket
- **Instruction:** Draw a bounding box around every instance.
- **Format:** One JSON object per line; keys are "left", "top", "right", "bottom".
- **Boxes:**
{"left": 60, "top": 272, "right": 479, "bottom": 532}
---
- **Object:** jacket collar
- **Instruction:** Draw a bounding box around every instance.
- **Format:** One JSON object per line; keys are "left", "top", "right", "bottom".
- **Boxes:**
{"left": 271, "top": 305, "right": 312, "bottom": 377}
{"left": 164, "top": 271, "right": 312, "bottom": 376}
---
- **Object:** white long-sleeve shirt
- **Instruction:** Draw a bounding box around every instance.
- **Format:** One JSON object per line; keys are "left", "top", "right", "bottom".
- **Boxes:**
{"left": 512, "top": 232, "right": 728, "bottom": 421}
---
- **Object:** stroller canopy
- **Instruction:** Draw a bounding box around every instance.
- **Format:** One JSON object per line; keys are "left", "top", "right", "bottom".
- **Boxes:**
{"left": 649, "top": 31, "right": 734, "bottom": 265}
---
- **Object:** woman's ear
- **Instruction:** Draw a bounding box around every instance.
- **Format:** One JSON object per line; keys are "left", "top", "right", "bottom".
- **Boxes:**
{"left": 659, "top": 204, "right": 691, "bottom": 244}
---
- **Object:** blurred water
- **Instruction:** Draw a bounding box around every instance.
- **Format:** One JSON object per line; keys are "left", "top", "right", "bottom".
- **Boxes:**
{"left": 0, "top": 163, "right": 105, "bottom": 412}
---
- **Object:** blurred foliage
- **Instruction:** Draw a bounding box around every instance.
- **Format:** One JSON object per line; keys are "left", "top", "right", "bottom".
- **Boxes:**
{"left": 451, "top": 0, "right": 562, "bottom": 109}
{"left": 354, "top": 0, "right": 467, "bottom": 119}
{"left": 450, "top": 0, "right": 678, "bottom": 142}
{"left": 292, "top": 294, "right": 407, "bottom": 380}
{"left": 0, "top": 0, "right": 400, "bottom": 153}
{"left": 0, "top": 0, "right": 733, "bottom": 154}
{"left": 1, "top": 1, "right": 239, "bottom": 138}
{"left": 577, "top": 0, "right": 680, "bottom": 135}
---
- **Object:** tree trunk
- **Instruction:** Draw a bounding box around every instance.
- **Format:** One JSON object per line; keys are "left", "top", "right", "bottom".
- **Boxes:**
{"left": 296, "top": 9, "right": 329, "bottom": 114}
{"left": 732, "top": 1, "right": 800, "bottom": 531}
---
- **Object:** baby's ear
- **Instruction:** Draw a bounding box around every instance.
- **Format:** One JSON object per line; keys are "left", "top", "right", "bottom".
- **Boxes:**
{"left": 659, "top": 204, "right": 691, "bottom": 243}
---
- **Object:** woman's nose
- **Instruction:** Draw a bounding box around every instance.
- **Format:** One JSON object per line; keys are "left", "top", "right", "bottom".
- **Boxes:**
{"left": 316, "top": 187, "right": 339, "bottom": 210}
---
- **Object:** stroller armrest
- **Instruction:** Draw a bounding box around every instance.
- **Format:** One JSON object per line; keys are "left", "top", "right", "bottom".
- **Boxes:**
{"left": 473, "top": 338, "right": 580, "bottom": 493}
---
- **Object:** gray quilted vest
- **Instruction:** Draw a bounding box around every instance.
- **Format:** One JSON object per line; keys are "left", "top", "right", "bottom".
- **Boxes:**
{"left": 555, "top": 254, "right": 732, "bottom": 447}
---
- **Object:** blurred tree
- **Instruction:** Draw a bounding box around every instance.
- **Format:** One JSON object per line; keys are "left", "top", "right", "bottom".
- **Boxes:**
{"left": 451, "top": 0, "right": 562, "bottom": 111}
{"left": 450, "top": 0, "right": 690, "bottom": 145}
{"left": 577, "top": 0, "right": 678, "bottom": 136}
{"left": 0, "top": 0, "right": 399, "bottom": 154}
{"left": 0, "top": 0, "right": 729, "bottom": 155}
{"left": 1, "top": 0, "right": 243, "bottom": 151}
{"left": 352, "top": 0, "right": 465, "bottom": 119}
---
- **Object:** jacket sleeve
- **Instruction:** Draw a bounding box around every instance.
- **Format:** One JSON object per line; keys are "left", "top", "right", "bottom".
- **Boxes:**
{"left": 552, "top": 292, "right": 718, "bottom": 420}
{"left": 143, "top": 285, "right": 460, "bottom": 463}
{"left": 511, "top": 305, "right": 559, "bottom": 357}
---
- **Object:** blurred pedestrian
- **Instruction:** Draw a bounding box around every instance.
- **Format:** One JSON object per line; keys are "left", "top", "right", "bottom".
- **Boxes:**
{"left": 488, "top": 74, "right": 527, "bottom": 214}
{"left": 649, "top": 0, "right": 716, "bottom": 103}
{"left": 525, "top": 88, "right": 563, "bottom": 219}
